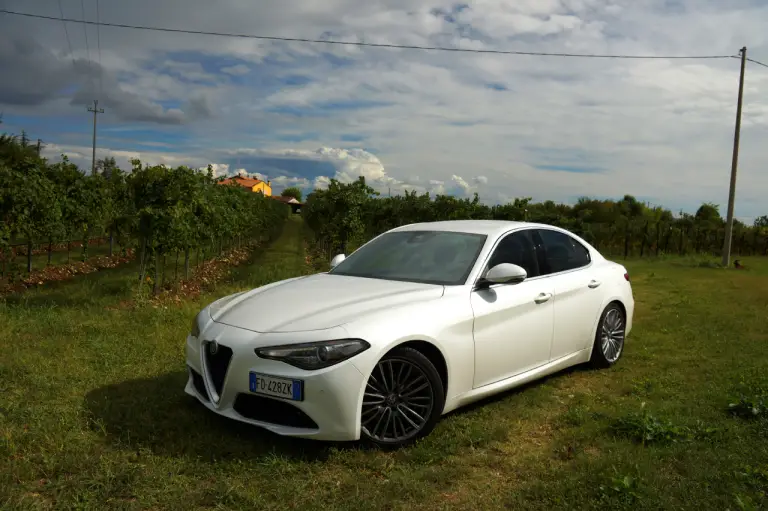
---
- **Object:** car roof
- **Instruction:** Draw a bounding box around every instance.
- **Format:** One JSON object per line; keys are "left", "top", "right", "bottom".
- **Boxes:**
{"left": 391, "top": 220, "right": 539, "bottom": 237}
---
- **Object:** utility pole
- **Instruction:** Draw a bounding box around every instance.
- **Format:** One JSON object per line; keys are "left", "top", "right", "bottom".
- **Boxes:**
{"left": 36, "top": 139, "right": 41, "bottom": 156}
{"left": 721, "top": 46, "right": 747, "bottom": 268}
{"left": 87, "top": 100, "right": 104, "bottom": 175}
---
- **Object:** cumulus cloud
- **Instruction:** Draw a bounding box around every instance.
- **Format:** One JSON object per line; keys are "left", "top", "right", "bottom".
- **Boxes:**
{"left": 3, "top": 0, "right": 768, "bottom": 218}
{"left": 41, "top": 143, "right": 197, "bottom": 171}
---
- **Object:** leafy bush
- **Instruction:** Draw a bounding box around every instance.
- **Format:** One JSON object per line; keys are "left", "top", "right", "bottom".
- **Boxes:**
{"left": 302, "top": 177, "right": 768, "bottom": 260}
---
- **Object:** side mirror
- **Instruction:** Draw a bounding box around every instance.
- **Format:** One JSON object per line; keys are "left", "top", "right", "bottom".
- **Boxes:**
{"left": 484, "top": 263, "right": 527, "bottom": 285}
{"left": 330, "top": 253, "right": 346, "bottom": 269}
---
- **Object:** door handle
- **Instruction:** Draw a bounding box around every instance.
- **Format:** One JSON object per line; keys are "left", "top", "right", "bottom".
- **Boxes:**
{"left": 588, "top": 280, "right": 602, "bottom": 289}
{"left": 534, "top": 292, "right": 552, "bottom": 304}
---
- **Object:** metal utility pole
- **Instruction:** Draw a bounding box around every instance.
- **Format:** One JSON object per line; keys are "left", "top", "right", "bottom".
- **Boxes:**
{"left": 721, "top": 46, "right": 747, "bottom": 268}
{"left": 87, "top": 100, "right": 104, "bottom": 175}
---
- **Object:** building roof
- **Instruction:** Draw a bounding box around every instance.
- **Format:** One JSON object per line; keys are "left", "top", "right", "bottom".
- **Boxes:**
{"left": 272, "top": 195, "right": 303, "bottom": 205}
{"left": 218, "top": 175, "right": 266, "bottom": 188}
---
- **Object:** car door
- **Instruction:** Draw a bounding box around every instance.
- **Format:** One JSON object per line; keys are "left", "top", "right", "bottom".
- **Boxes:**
{"left": 470, "top": 229, "right": 555, "bottom": 389}
{"left": 532, "top": 228, "right": 605, "bottom": 362}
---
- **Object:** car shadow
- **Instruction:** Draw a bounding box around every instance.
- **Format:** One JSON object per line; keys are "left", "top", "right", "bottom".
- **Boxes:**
{"left": 84, "top": 371, "right": 348, "bottom": 462}
{"left": 84, "top": 364, "right": 598, "bottom": 461}
{"left": 441, "top": 363, "right": 593, "bottom": 419}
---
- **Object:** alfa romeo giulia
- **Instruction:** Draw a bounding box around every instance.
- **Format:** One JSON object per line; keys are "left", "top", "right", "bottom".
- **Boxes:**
{"left": 185, "top": 220, "right": 634, "bottom": 447}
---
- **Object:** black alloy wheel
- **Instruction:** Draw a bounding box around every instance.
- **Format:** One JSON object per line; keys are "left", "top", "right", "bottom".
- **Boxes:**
{"left": 360, "top": 346, "right": 445, "bottom": 447}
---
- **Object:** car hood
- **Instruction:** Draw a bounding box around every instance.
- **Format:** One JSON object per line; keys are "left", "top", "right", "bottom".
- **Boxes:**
{"left": 209, "top": 273, "right": 445, "bottom": 333}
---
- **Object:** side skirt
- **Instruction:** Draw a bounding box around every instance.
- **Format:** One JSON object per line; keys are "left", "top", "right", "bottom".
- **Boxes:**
{"left": 442, "top": 348, "right": 591, "bottom": 414}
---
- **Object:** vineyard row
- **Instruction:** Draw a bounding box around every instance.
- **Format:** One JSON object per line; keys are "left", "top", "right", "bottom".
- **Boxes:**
{"left": 1, "top": 134, "right": 289, "bottom": 292}
{"left": 302, "top": 177, "right": 768, "bottom": 261}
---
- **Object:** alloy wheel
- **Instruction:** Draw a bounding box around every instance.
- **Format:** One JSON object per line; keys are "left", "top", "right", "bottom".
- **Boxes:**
{"left": 361, "top": 358, "right": 435, "bottom": 444}
{"left": 600, "top": 307, "right": 625, "bottom": 363}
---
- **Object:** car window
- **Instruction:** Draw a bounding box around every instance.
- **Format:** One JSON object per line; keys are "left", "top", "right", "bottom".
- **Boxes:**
{"left": 486, "top": 230, "right": 540, "bottom": 278}
{"left": 536, "top": 229, "right": 591, "bottom": 274}
{"left": 330, "top": 230, "right": 487, "bottom": 286}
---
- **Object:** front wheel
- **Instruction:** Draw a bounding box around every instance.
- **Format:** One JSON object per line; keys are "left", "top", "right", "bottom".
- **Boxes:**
{"left": 589, "top": 303, "right": 626, "bottom": 368}
{"left": 360, "top": 346, "right": 445, "bottom": 448}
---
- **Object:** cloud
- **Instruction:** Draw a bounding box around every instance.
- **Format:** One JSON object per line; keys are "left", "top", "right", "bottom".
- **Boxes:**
{"left": 219, "top": 147, "right": 446, "bottom": 196}
{"left": 41, "top": 142, "right": 195, "bottom": 171}
{"left": 221, "top": 64, "right": 251, "bottom": 76}
{"left": 0, "top": 30, "right": 214, "bottom": 124}
{"left": 3, "top": 0, "right": 768, "bottom": 219}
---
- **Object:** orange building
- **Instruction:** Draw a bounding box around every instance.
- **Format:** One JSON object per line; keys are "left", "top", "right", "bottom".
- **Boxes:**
{"left": 218, "top": 175, "right": 272, "bottom": 196}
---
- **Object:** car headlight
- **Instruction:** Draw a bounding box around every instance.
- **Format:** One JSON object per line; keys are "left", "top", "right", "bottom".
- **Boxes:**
{"left": 255, "top": 339, "right": 370, "bottom": 370}
{"left": 190, "top": 311, "right": 202, "bottom": 338}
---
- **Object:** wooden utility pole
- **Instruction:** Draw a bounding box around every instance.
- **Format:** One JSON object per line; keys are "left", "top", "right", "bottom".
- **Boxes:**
{"left": 87, "top": 100, "right": 105, "bottom": 175}
{"left": 721, "top": 47, "right": 747, "bottom": 268}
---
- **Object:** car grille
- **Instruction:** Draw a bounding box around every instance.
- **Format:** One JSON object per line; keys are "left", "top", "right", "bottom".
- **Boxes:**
{"left": 233, "top": 393, "right": 319, "bottom": 430}
{"left": 204, "top": 342, "right": 233, "bottom": 397}
{"left": 189, "top": 367, "right": 209, "bottom": 401}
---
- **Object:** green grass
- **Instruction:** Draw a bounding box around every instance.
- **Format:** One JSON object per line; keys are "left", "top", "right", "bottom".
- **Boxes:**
{"left": 2, "top": 222, "right": 768, "bottom": 510}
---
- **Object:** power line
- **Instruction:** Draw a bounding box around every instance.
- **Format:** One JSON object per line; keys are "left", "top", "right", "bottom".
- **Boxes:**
{"left": 746, "top": 57, "right": 768, "bottom": 69}
{"left": 56, "top": 0, "right": 76, "bottom": 71}
{"left": 729, "top": 55, "right": 768, "bottom": 69}
{"left": 0, "top": 8, "right": 737, "bottom": 60}
{"left": 79, "top": 0, "right": 91, "bottom": 66}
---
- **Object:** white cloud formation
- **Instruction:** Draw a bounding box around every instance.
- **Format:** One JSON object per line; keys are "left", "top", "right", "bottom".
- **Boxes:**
{"left": 3, "top": 0, "right": 768, "bottom": 220}
{"left": 223, "top": 147, "right": 487, "bottom": 197}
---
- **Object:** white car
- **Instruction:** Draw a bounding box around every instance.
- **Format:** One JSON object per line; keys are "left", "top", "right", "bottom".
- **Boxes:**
{"left": 185, "top": 220, "right": 634, "bottom": 447}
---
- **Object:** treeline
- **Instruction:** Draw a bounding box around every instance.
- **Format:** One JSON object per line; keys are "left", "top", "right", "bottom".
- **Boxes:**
{"left": 0, "top": 131, "right": 288, "bottom": 292}
{"left": 303, "top": 177, "right": 768, "bottom": 260}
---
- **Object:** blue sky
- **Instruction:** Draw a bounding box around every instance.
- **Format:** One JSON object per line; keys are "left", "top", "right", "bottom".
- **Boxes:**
{"left": 1, "top": 0, "right": 768, "bottom": 221}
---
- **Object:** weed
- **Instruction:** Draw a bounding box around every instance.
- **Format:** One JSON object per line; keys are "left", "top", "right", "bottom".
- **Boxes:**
{"left": 598, "top": 467, "right": 642, "bottom": 507}
{"left": 629, "top": 377, "right": 655, "bottom": 397}
{"left": 559, "top": 404, "right": 589, "bottom": 427}
{"left": 733, "top": 464, "right": 767, "bottom": 511}
{"left": 611, "top": 403, "right": 718, "bottom": 445}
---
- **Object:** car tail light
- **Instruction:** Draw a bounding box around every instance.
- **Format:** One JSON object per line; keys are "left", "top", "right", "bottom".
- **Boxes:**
{"left": 624, "top": 272, "right": 630, "bottom": 282}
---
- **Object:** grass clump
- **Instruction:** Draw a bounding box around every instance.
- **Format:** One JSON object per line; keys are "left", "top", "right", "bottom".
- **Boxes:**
{"left": 611, "top": 403, "right": 718, "bottom": 446}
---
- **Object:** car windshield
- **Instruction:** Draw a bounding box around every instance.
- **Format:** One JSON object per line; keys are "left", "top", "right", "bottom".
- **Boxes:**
{"left": 329, "top": 230, "right": 488, "bottom": 285}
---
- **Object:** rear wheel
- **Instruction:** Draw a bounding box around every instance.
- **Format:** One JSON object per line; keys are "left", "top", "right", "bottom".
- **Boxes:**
{"left": 360, "top": 346, "right": 445, "bottom": 448}
{"left": 589, "top": 303, "right": 626, "bottom": 368}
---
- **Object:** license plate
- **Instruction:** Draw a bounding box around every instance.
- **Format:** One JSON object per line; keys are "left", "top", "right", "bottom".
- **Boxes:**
{"left": 249, "top": 372, "right": 303, "bottom": 401}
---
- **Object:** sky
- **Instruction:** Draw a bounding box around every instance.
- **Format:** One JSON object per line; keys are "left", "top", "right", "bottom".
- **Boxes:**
{"left": 1, "top": 1, "right": 767, "bottom": 222}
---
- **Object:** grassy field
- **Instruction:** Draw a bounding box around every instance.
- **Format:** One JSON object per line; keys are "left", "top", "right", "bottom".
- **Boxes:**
{"left": 2, "top": 217, "right": 767, "bottom": 510}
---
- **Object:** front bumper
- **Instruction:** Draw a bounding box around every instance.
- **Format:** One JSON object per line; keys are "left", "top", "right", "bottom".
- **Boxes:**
{"left": 184, "top": 321, "right": 368, "bottom": 441}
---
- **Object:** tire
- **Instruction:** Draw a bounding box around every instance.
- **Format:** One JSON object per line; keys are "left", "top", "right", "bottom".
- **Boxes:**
{"left": 589, "top": 302, "right": 626, "bottom": 369}
{"left": 360, "top": 346, "right": 445, "bottom": 448}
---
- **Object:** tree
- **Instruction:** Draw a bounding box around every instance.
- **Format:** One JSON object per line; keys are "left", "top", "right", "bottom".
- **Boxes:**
{"left": 95, "top": 156, "right": 118, "bottom": 178}
{"left": 303, "top": 184, "right": 768, "bottom": 260}
{"left": 281, "top": 187, "right": 303, "bottom": 202}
